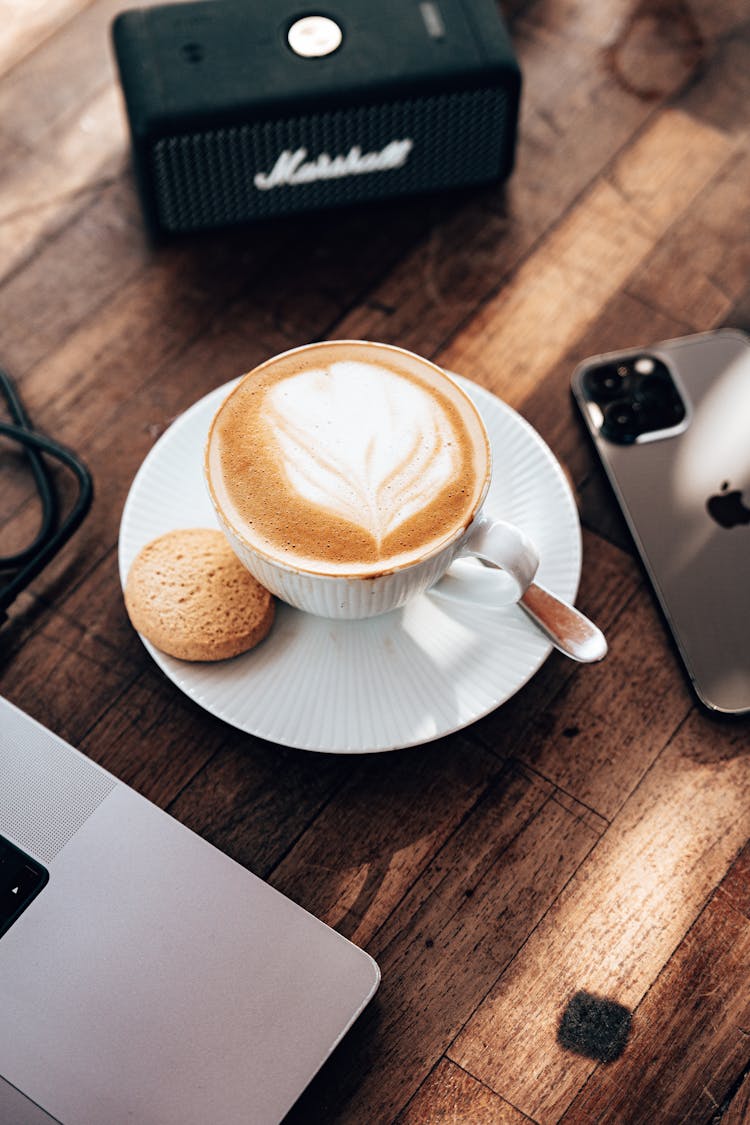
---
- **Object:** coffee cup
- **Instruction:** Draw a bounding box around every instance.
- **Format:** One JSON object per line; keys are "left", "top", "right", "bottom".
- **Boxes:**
{"left": 205, "top": 340, "right": 539, "bottom": 619}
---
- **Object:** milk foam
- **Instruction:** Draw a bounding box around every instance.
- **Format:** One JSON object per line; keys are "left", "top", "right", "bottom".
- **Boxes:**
{"left": 262, "top": 361, "right": 461, "bottom": 546}
{"left": 208, "top": 343, "right": 488, "bottom": 576}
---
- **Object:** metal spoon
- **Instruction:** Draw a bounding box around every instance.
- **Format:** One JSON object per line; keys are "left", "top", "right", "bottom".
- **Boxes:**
{"left": 432, "top": 560, "right": 607, "bottom": 663}
{"left": 519, "top": 582, "right": 608, "bottom": 663}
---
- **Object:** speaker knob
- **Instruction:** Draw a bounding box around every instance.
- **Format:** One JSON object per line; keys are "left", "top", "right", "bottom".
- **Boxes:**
{"left": 287, "top": 15, "right": 343, "bottom": 58}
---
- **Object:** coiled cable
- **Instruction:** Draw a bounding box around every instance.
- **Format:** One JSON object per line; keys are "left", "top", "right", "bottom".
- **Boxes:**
{"left": 0, "top": 368, "right": 93, "bottom": 625}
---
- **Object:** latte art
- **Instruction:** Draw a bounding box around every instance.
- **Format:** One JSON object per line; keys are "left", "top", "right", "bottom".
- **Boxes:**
{"left": 207, "top": 342, "right": 489, "bottom": 577}
{"left": 263, "top": 362, "right": 461, "bottom": 548}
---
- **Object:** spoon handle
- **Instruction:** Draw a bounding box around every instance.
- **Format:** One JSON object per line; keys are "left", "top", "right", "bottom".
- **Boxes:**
{"left": 519, "top": 582, "right": 608, "bottom": 663}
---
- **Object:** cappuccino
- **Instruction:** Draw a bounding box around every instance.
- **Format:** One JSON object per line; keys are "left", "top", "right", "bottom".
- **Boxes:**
{"left": 206, "top": 342, "right": 489, "bottom": 577}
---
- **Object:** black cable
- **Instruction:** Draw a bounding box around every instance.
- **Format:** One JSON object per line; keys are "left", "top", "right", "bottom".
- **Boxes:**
{"left": 0, "top": 371, "right": 93, "bottom": 625}
{"left": 0, "top": 369, "right": 57, "bottom": 568}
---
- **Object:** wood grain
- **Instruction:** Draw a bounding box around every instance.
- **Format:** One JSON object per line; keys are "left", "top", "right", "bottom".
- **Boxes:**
{"left": 1, "top": 2, "right": 748, "bottom": 1122}
{"left": 439, "top": 110, "right": 733, "bottom": 404}
{"left": 513, "top": 580, "right": 695, "bottom": 819}
{"left": 470, "top": 526, "right": 644, "bottom": 781}
{"left": 285, "top": 762, "right": 605, "bottom": 1123}
{"left": 562, "top": 843, "right": 750, "bottom": 1124}
{"left": 399, "top": 1060, "right": 530, "bottom": 1124}
{"left": 723, "top": 1070, "right": 750, "bottom": 1125}
{"left": 0, "top": 0, "right": 91, "bottom": 79}
{"left": 449, "top": 714, "right": 750, "bottom": 1122}
{"left": 339, "top": 0, "right": 657, "bottom": 355}
{"left": 0, "top": 0, "right": 133, "bottom": 283}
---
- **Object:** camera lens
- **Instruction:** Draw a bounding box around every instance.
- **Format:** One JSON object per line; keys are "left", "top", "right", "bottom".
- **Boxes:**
{"left": 636, "top": 372, "right": 671, "bottom": 403}
{"left": 582, "top": 363, "right": 632, "bottom": 402}
{"left": 601, "top": 400, "right": 642, "bottom": 443}
{"left": 634, "top": 368, "right": 686, "bottom": 430}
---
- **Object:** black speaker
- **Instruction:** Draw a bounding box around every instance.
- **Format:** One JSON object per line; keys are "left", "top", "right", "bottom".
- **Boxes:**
{"left": 112, "top": 0, "right": 521, "bottom": 236}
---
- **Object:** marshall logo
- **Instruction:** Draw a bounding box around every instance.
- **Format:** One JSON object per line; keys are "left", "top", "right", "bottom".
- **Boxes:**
{"left": 254, "top": 139, "right": 414, "bottom": 190}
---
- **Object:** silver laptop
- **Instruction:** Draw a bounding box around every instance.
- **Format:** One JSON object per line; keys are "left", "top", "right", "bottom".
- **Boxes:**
{"left": 0, "top": 696, "right": 379, "bottom": 1125}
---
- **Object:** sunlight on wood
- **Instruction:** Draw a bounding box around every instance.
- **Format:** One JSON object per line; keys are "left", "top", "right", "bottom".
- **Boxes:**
{"left": 441, "top": 111, "right": 732, "bottom": 404}
{"left": 0, "top": 0, "right": 87, "bottom": 79}
{"left": 449, "top": 715, "right": 750, "bottom": 1122}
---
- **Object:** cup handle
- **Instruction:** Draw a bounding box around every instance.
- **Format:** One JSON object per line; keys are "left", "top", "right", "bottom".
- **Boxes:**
{"left": 459, "top": 515, "right": 539, "bottom": 604}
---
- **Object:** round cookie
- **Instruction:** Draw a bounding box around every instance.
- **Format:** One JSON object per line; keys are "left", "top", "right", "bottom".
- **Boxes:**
{"left": 125, "top": 528, "right": 275, "bottom": 661}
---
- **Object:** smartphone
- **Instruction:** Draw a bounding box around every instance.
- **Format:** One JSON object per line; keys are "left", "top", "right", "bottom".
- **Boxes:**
{"left": 571, "top": 328, "right": 750, "bottom": 715}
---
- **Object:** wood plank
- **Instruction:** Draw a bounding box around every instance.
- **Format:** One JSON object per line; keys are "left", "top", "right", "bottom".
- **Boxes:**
{"left": 448, "top": 711, "right": 750, "bottom": 1122}
{"left": 0, "top": 203, "right": 308, "bottom": 583}
{"left": 0, "top": 0, "right": 91, "bottom": 79}
{"left": 723, "top": 1069, "right": 750, "bottom": 1125}
{"left": 336, "top": 0, "right": 656, "bottom": 355}
{"left": 0, "top": 0, "right": 184, "bottom": 148}
{"left": 462, "top": 155, "right": 750, "bottom": 551}
{"left": 1, "top": 529, "right": 141, "bottom": 667}
{"left": 283, "top": 763, "right": 605, "bottom": 1122}
{"left": 623, "top": 150, "right": 750, "bottom": 335}
{"left": 438, "top": 110, "right": 733, "bottom": 406}
{"left": 561, "top": 844, "right": 750, "bottom": 1123}
{"left": 0, "top": 545, "right": 143, "bottom": 750}
{"left": 470, "top": 528, "right": 643, "bottom": 780}
{"left": 165, "top": 737, "right": 351, "bottom": 881}
{"left": 511, "top": 581, "right": 695, "bottom": 819}
{"left": 728, "top": 279, "right": 750, "bottom": 337}
{"left": 0, "top": 83, "right": 123, "bottom": 228}
{"left": 0, "top": 605, "right": 134, "bottom": 747}
{"left": 678, "top": 0, "right": 750, "bottom": 136}
{"left": 516, "top": 293, "right": 692, "bottom": 542}
{"left": 268, "top": 735, "right": 503, "bottom": 948}
{"left": 77, "top": 673, "right": 221, "bottom": 805}
{"left": 0, "top": 83, "right": 126, "bottom": 284}
{"left": 603, "top": 0, "right": 705, "bottom": 102}
{"left": 719, "top": 841, "right": 750, "bottom": 919}
{"left": 7, "top": 181, "right": 437, "bottom": 439}
{"left": 399, "top": 1059, "right": 531, "bottom": 1124}
{"left": 0, "top": 0, "right": 236, "bottom": 293}
{"left": 76, "top": 668, "right": 350, "bottom": 862}
{"left": 0, "top": 0, "right": 134, "bottom": 282}
{"left": 15, "top": 232, "right": 281, "bottom": 438}
{"left": 0, "top": 182, "right": 112, "bottom": 297}
{"left": 336, "top": 0, "right": 747, "bottom": 368}
{"left": 0, "top": 177, "right": 147, "bottom": 374}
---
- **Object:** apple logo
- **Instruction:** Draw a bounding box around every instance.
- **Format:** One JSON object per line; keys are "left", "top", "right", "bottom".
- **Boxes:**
{"left": 706, "top": 482, "right": 750, "bottom": 528}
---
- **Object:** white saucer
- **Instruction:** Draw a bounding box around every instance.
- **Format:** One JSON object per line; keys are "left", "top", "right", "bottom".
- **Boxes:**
{"left": 118, "top": 376, "right": 582, "bottom": 753}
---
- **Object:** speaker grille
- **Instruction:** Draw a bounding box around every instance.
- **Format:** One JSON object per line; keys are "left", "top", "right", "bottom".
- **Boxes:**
{"left": 1, "top": 711, "right": 116, "bottom": 864}
{"left": 151, "top": 87, "right": 508, "bottom": 232}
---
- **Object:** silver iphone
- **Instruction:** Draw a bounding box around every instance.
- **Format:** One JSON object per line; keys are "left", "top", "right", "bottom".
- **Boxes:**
{"left": 571, "top": 328, "right": 750, "bottom": 715}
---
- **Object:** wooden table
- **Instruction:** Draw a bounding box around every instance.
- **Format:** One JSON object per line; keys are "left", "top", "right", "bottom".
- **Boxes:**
{"left": 2, "top": 2, "right": 749, "bottom": 1121}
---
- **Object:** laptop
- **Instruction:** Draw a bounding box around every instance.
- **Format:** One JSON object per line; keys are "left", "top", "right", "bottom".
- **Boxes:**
{"left": 0, "top": 696, "right": 379, "bottom": 1124}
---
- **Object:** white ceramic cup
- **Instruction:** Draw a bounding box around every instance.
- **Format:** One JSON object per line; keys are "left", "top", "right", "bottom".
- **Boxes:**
{"left": 205, "top": 342, "right": 539, "bottom": 619}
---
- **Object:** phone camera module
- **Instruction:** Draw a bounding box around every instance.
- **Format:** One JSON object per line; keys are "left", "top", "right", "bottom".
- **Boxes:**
{"left": 582, "top": 355, "right": 685, "bottom": 443}
{"left": 601, "top": 400, "right": 642, "bottom": 444}
{"left": 582, "top": 363, "right": 632, "bottom": 401}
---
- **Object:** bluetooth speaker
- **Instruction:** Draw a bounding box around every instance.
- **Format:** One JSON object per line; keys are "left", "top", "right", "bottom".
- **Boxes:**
{"left": 112, "top": 0, "right": 521, "bottom": 236}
